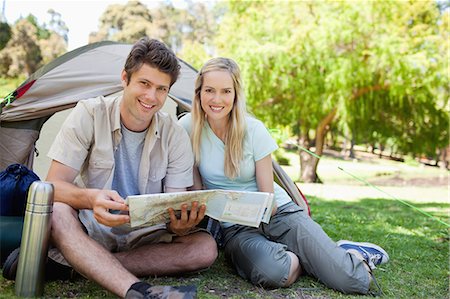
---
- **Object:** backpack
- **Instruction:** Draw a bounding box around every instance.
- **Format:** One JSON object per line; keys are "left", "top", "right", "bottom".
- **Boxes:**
{"left": 0, "top": 163, "right": 40, "bottom": 216}
{"left": 0, "top": 164, "right": 40, "bottom": 265}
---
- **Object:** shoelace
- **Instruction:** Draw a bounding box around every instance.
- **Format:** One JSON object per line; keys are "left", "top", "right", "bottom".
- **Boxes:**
{"left": 370, "top": 253, "right": 382, "bottom": 264}
{"left": 366, "top": 263, "right": 384, "bottom": 297}
{"left": 358, "top": 246, "right": 382, "bottom": 269}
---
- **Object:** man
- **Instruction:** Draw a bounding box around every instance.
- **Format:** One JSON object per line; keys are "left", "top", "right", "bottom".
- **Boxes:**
{"left": 4, "top": 37, "right": 217, "bottom": 299}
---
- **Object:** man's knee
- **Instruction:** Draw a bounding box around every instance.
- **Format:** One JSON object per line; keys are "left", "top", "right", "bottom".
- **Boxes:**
{"left": 182, "top": 232, "right": 218, "bottom": 269}
{"left": 51, "top": 202, "right": 81, "bottom": 235}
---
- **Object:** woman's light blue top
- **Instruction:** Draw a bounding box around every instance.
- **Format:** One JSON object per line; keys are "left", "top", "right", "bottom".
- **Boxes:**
{"left": 178, "top": 113, "right": 292, "bottom": 226}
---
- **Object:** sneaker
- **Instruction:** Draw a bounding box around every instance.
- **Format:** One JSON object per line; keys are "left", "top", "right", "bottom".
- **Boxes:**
{"left": 2, "top": 247, "right": 78, "bottom": 281}
{"left": 337, "top": 240, "right": 389, "bottom": 269}
{"left": 126, "top": 281, "right": 197, "bottom": 299}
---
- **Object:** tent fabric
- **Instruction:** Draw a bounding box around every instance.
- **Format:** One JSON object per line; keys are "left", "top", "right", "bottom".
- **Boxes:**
{"left": 273, "top": 161, "right": 310, "bottom": 213}
{"left": 0, "top": 127, "right": 39, "bottom": 170}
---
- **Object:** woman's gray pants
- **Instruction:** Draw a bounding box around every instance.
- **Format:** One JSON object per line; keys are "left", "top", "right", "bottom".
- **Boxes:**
{"left": 223, "top": 201, "right": 370, "bottom": 294}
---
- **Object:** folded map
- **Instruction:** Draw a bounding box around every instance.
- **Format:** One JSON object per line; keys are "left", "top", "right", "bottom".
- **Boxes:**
{"left": 126, "top": 189, "right": 275, "bottom": 228}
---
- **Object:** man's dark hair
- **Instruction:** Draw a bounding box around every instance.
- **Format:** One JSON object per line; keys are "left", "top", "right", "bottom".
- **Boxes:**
{"left": 124, "top": 37, "right": 180, "bottom": 86}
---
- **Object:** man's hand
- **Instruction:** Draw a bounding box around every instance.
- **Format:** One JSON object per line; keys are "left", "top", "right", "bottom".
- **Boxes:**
{"left": 167, "top": 201, "right": 206, "bottom": 236}
{"left": 90, "top": 189, "right": 130, "bottom": 227}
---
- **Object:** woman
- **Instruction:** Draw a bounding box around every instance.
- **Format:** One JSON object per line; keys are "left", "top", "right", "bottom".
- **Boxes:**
{"left": 179, "top": 57, "right": 389, "bottom": 294}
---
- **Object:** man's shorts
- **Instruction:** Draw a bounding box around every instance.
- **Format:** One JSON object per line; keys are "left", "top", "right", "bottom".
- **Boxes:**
{"left": 49, "top": 209, "right": 206, "bottom": 266}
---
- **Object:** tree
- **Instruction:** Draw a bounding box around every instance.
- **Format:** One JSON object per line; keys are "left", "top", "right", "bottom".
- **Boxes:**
{"left": 39, "top": 31, "right": 66, "bottom": 64}
{"left": 215, "top": 1, "right": 449, "bottom": 182}
{"left": 0, "top": 22, "right": 11, "bottom": 50}
{"left": 47, "top": 9, "right": 69, "bottom": 43}
{"left": 177, "top": 40, "right": 211, "bottom": 70}
{"left": 0, "top": 18, "right": 42, "bottom": 77}
{"left": 0, "top": 11, "right": 67, "bottom": 77}
{"left": 89, "top": 0, "right": 217, "bottom": 61}
{"left": 89, "top": 1, "right": 153, "bottom": 43}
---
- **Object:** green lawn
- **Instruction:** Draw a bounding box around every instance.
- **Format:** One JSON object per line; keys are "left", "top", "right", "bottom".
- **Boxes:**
{"left": 1, "top": 194, "right": 448, "bottom": 298}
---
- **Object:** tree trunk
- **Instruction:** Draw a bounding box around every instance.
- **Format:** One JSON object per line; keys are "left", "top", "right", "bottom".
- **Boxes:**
{"left": 298, "top": 131, "right": 317, "bottom": 182}
{"left": 298, "top": 108, "right": 337, "bottom": 183}
{"left": 341, "top": 134, "right": 348, "bottom": 157}
{"left": 299, "top": 151, "right": 319, "bottom": 182}
{"left": 349, "top": 137, "right": 355, "bottom": 159}
{"left": 439, "top": 148, "right": 448, "bottom": 170}
{"left": 378, "top": 143, "right": 384, "bottom": 158}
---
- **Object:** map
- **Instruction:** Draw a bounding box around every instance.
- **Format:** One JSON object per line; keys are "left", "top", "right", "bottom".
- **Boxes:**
{"left": 126, "top": 189, "right": 275, "bottom": 228}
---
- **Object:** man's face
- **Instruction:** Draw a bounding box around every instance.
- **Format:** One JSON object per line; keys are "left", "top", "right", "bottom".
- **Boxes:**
{"left": 120, "top": 64, "right": 171, "bottom": 132}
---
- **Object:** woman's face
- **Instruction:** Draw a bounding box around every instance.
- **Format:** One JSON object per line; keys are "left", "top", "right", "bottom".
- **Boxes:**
{"left": 200, "top": 70, "right": 235, "bottom": 123}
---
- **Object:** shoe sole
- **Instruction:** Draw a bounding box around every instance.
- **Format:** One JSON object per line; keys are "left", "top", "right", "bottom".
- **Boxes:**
{"left": 2, "top": 247, "right": 20, "bottom": 280}
{"left": 336, "top": 240, "right": 389, "bottom": 263}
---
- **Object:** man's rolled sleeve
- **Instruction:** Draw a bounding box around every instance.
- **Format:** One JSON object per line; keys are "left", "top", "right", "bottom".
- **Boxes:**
{"left": 164, "top": 126, "right": 194, "bottom": 189}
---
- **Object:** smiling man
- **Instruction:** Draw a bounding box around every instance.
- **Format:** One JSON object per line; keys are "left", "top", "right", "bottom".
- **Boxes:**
{"left": 2, "top": 38, "right": 217, "bottom": 299}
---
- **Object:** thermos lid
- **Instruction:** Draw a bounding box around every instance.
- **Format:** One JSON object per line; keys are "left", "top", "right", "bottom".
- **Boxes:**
{"left": 25, "top": 181, "right": 54, "bottom": 213}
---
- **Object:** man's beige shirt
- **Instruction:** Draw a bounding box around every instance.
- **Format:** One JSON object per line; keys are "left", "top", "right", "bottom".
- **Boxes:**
{"left": 48, "top": 94, "right": 194, "bottom": 194}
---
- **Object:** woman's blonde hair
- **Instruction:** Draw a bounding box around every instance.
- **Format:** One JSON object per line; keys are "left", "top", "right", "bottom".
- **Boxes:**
{"left": 191, "top": 57, "right": 247, "bottom": 178}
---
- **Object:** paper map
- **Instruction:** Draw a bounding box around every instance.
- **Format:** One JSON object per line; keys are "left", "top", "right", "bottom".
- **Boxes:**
{"left": 126, "top": 189, "right": 275, "bottom": 228}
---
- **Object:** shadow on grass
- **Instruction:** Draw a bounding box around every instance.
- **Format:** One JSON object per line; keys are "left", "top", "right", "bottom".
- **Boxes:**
{"left": 1, "top": 197, "right": 448, "bottom": 299}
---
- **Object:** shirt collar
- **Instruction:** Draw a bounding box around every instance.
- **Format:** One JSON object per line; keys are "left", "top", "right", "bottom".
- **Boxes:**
{"left": 112, "top": 94, "right": 122, "bottom": 133}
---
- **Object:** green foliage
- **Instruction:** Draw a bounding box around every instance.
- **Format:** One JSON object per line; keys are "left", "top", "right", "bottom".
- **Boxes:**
{"left": 92, "top": 1, "right": 153, "bottom": 43}
{"left": 90, "top": 0, "right": 217, "bottom": 61}
{"left": 0, "top": 23, "right": 11, "bottom": 50}
{"left": 0, "top": 19, "right": 42, "bottom": 77}
{"left": 215, "top": 0, "right": 449, "bottom": 180}
{"left": 0, "top": 11, "right": 67, "bottom": 78}
{"left": 0, "top": 77, "right": 26, "bottom": 98}
{"left": 177, "top": 40, "right": 211, "bottom": 70}
{"left": 25, "top": 14, "right": 50, "bottom": 40}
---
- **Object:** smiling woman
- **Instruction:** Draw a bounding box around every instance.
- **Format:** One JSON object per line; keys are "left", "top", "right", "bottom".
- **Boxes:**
{"left": 199, "top": 70, "right": 235, "bottom": 141}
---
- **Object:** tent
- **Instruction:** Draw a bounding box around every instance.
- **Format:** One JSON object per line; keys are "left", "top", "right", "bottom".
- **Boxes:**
{"left": 0, "top": 41, "right": 310, "bottom": 262}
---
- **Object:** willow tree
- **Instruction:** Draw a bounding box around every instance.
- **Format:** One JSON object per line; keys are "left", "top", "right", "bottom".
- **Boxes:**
{"left": 215, "top": 1, "right": 448, "bottom": 182}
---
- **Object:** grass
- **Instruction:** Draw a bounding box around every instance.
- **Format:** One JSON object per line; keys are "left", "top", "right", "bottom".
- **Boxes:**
{"left": 1, "top": 194, "right": 448, "bottom": 299}
{"left": 0, "top": 77, "right": 25, "bottom": 98}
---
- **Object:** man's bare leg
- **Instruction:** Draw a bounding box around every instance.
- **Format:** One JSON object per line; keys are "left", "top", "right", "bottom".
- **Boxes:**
{"left": 114, "top": 232, "right": 218, "bottom": 277}
{"left": 51, "top": 203, "right": 138, "bottom": 298}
